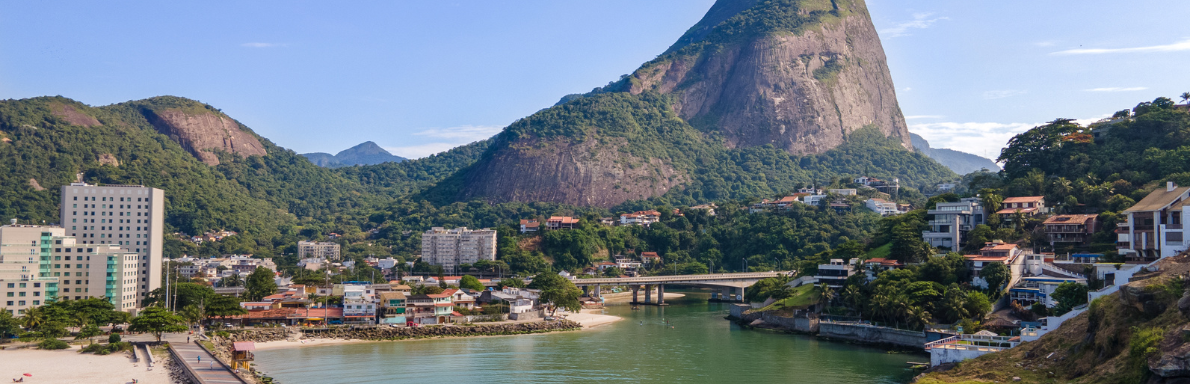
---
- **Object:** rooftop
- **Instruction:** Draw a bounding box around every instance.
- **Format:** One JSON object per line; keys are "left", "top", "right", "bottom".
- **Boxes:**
{"left": 1044, "top": 214, "right": 1098, "bottom": 225}
{"left": 1125, "top": 185, "right": 1190, "bottom": 213}
{"left": 1002, "top": 196, "right": 1044, "bottom": 204}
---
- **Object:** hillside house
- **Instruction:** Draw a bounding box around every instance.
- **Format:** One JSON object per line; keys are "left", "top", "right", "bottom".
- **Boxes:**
{"left": 1118, "top": 182, "right": 1190, "bottom": 261}
{"left": 965, "top": 241, "right": 1025, "bottom": 289}
{"left": 620, "top": 211, "right": 661, "bottom": 226}
{"left": 997, "top": 196, "right": 1047, "bottom": 219}
{"left": 520, "top": 219, "right": 540, "bottom": 233}
{"left": 641, "top": 252, "right": 661, "bottom": 264}
{"left": 865, "top": 198, "right": 901, "bottom": 216}
{"left": 546, "top": 216, "right": 579, "bottom": 230}
{"left": 923, "top": 197, "right": 986, "bottom": 252}
{"left": 1043, "top": 214, "right": 1099, "bottom": 246}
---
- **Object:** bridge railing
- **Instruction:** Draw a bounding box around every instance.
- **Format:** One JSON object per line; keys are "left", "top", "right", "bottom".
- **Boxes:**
{"left": 570, "top": 271, "right": 791, "bottom": 285}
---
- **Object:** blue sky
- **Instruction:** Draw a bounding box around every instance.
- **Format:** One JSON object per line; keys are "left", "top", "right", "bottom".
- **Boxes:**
{"left": 2, "top": 1, "right": 1189, "bottom": 159}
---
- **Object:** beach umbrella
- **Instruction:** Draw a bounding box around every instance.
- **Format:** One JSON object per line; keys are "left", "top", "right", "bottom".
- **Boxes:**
{"left": 22, "top": 373, "right": 31, "bottom": 377}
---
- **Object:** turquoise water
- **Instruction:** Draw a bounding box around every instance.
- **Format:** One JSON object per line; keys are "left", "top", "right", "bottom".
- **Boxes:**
{"left": 253, "top": 291, "right": 921, "bottom": 383}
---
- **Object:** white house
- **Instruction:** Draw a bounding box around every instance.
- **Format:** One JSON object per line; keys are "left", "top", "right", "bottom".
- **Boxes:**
{"left": 865, "top": 198, "right": 901, "bottom": 216}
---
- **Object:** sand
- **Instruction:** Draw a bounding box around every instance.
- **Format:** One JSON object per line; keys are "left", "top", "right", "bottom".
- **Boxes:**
{"left": 565, "top": 309, "right": 623, "bottom": 329}
{"left": 0, "top": 346, "right": 171, "bottom": 384}
{"left": 253, "top": 337, "right": 371, "bottom": 351}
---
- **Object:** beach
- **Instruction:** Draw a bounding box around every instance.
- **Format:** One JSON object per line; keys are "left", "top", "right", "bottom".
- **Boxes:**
{"left": 566, "top": 308, "right": 623, "bottom": 328}
{"left": 0, "top": 346, "right": 172, "bottom": 384}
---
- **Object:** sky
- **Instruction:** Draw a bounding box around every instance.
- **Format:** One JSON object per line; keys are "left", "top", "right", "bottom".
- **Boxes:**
{"left": 2, "top": 1, "right": 1189, "bottom": 160}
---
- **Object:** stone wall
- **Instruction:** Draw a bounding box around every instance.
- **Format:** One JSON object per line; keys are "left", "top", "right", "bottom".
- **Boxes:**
{"left": 760, "top": 312, "right": 819, "bottom": 333}
{"left": 817, "top": 322, "right": 928, "bottom": 349}
{"left": 219, "top": 321, "right": 581, "bottom": 343}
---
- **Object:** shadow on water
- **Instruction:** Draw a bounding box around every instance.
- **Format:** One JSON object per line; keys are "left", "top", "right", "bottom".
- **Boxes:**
{"left": 253, "top": 289, "right": 922, "bottom": 384}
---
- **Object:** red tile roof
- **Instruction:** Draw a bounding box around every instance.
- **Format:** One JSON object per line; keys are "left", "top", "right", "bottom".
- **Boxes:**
{"left": 641, "top": 252, "right": 660, "bottom": 259}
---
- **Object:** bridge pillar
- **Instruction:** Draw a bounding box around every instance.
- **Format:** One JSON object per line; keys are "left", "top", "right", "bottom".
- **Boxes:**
{"left": 657, "top": 284, "right": 666, "bottom": 305}
{"left": 582, "top": 285, "right": 589, "bottom": 297}
{"left": 644, "top": 284, "right": 652, "bottom": 304}
{"left": 632, "top": 286, "right": 639, "bottom": 304}
{"left": 594, "top": 284, "right": 601, "bottom": 298}
{"left": 738, "top": 286, "right": 746, "bottom": 302}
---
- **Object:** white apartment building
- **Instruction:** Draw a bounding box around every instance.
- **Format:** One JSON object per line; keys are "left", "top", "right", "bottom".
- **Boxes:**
{"left": 421, "top": 227, "right": 497, "bottom": 274}
{"left": 865, "top": 198, "right": 900, "bottom": 216}
{"left": 298, "top": 241, "right": 341, "bottom": 260}
{"left": 923, "top": 198, "right": 987, "bottom": 251}
{"left": 60, "top": 183, "right": 164, "bottom": 307}
{"left": 0, "top": 223, "right": 64, "bottom": 315}
{"left": 342, "top": 284, "right": 377, "bottom": 324}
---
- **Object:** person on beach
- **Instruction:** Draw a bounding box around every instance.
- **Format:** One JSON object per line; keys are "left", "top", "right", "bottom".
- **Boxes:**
{"left": 197, "top": 355, "right": 201, "bottom": 363}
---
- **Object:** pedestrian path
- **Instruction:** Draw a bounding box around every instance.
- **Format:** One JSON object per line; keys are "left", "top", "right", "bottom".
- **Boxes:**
{"left": 165, "top": 334, "right": 246, "bottom": 384}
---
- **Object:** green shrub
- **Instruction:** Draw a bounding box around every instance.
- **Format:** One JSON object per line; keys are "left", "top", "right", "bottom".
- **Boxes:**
{"left": 1129, "top": 327, "right": 1165, "bottom": 381}
{"left": 108, "top": 333, "right": 121, "bottom": 343}
{"left": 80, "top": 343, "right": 106, "bottom": 354}
{"left": 38, "top": 339, "right": 69, "bottom": 350}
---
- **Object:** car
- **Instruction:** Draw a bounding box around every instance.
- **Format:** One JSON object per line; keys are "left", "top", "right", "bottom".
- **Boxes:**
{"left": 544, "top": 316, "right": 556, "bottom": 321}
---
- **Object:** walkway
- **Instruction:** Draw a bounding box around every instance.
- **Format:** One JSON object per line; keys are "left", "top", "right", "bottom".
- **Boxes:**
{"left": 164, "top": 333, "right": 247, "bottom": 384}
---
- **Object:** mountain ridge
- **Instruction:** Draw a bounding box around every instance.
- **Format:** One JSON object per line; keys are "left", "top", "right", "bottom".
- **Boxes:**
{"left": 438, "top": 0, "right": 930, "bottom": 207}
{"left": 909, "top": 133, "right": 1000, "bottom": 175}
{"left": 302, "top": 141, "right": 406, "bottom": 168}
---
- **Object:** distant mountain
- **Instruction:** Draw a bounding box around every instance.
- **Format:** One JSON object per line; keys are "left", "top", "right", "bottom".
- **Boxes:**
{"left": 302, "top": 141, "right": 405, "bottom": 168}
{"left": 909, "top": 133, "right": 1000, "bottom": 175}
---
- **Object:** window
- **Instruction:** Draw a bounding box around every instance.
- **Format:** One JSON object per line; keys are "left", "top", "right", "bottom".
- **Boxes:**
{"left": 18, "top": 292, "right": 25, "bottom": 297}
{"left": 5, "top": 293, "right": 11, "bottom": 297}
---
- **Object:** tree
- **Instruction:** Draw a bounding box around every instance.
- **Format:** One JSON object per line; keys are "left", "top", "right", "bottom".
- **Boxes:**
{"left": 817, "top": 283, "right": 836, "bottom": 309}
{"left": 20, "top": 305, "right": 45, "bottom": 330}
{"left": 1051, "top": 282, "right": 1089, "bottom": 315}
{"left": 0, "top": 310, "right": 19, "bottom": 338}
{"left": 497, "top": 278, "right": 525, "bottom": 289}
{"left": 245, "top": 268, "right": 278, "bottom": 302}
{"left": 221, "top": 274, "right": 244, "bottom": 287}
{"left": 205, "top": 295, "right": 246, "bottom": 321}
{"left": 75, "top": 324, "right": 101, "bottom": 345}
{"left": 180, "top": 305, "right": 205, "bottom": 330}
{"left": 459, "top": 275, "right": 485, "bottom": 291}
{"left": 530, "top": 273, "right": 582, "bottom": 315}
{"left": 980, "top": 262, "right": 1009, "bottom": 292}
{"left": 1181, "top": 92, "right": 1190, "bottom": 104}
{"left": 938, "top": 284, "right": 970, "bottom": 323}
{"left": 964, "top": 291, "right": 992, "bottom": 319}
{"left": 128, "top": 307, "right": 186, "bottom": 342}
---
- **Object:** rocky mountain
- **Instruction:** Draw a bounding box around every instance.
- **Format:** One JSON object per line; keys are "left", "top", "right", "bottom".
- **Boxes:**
{"left": 438, "top": 0, "right": 937, "bottom": 207}
{"left": 910, "top": 133, "right": 999, "bottom": 175}
{"left": 302, "top": 141, "right": 406, "bottom": 168}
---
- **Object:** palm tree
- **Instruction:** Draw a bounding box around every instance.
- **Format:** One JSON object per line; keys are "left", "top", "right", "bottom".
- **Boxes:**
{"left": 180, "top": 304, "right": 204, "bottom": 330}
{"left": 20, "top": 306, "right": 45, "bottom": 331}
{"left": 1181, "top": 92, "right": 1190, "bottom": 104}
{"left": 817, "top": 283, "right": 836, "bottom": 310}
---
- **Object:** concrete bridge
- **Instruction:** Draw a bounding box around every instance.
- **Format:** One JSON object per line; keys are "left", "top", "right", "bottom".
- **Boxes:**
{"left": 571, "top": 271, "right": 790, "bottom": 305}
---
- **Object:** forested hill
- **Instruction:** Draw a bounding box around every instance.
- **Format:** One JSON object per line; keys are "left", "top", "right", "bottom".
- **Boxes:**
{"left": 984, "top": 97, "right": 1190, "bottom": 213}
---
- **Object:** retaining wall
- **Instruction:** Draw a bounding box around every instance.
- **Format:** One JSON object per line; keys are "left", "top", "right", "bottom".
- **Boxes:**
{"left": 817, "top": 322, "right": 928, "bottom": 349}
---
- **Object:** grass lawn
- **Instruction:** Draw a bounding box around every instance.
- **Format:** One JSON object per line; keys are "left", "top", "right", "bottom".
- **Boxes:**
{"left": 756, "top": 284, "right": 821, "bottom": 312}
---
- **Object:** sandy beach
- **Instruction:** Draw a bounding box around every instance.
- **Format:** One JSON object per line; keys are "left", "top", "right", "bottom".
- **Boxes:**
{"left": 0, "top": 346, "right": 171, "bottom": 384}
{"left": 566, "top": 308, "right": 623, "bottom": 328}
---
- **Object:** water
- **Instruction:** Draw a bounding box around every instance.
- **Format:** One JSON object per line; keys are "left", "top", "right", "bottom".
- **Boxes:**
{"left": 253, "top": 291, "right": 922, "bottom": 383}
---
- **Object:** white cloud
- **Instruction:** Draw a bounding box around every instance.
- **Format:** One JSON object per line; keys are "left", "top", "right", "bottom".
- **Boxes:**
{"left": 983, "top": 90, "right": 1027, "bottom": 100}
{"left": 384, "top": 125, "right": 504, "bottom": 159}
{"left": 241, "top": 42, "right": 284, "bottom": 48}
{"left": 1051, "top": 38, "right": 1190, "bottom": 55}
{"left": 1084, "top": 87, "right": 1148, "bottom": 92}
{"left": 879, "top": 13, "right": 948, "bottom": 38}
{"left": 412, "top": 125, "right": 503, "bottom": 141}
{"left": 910, "top": 121, "right": 1043, "bottom": 160}
{"left": 902, "top": 87, "right": 913, "bottom": 91}
{"left": 904, "top": 115, "right": 944, "bottom": 119}
{"left": 384, "top": 143, "right": 470, "bottom": 159}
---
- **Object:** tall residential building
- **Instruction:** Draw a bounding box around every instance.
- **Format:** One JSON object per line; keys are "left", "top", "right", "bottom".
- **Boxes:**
{"left": 60, "top": 182, "right": 164, "bottom": 308}
{"left": 298, "top": 241, "right": 341, "bottom": 261}
{"left": 0, "top": 223, "right": 64, "bottom": 315}
{"left": 420, "top": 227, "right": 496, "bottom": 274}
{"left": 922, "top": 197, "right": 986, "bottom": 252}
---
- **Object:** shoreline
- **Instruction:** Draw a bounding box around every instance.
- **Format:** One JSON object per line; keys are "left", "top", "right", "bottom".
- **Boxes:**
{"left": 252, "top": 310, "right": 622, "bottom": 351}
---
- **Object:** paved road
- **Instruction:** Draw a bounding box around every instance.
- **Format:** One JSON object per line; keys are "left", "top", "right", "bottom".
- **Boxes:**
{"left": 163, "top": 333, "right": 246, "bottom": 384}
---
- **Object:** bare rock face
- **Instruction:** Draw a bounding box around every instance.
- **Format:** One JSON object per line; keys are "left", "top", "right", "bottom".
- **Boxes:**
{"left": 27, "top": 178, "right": 44, "bottom": 191}
{"left": 97, "top": 153, "right": 119, "bottom": 167}
{"left": 50, "top": 103, "right": 100, "bottom": 127}
{"left": 456, "top": 136, "right": 685, "bottom": 208}
{"left": 148, "top": 109, "right": 267, "bottom": 165}
{"left": 628, "top": 0, "right": 910, "bottom": 155}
